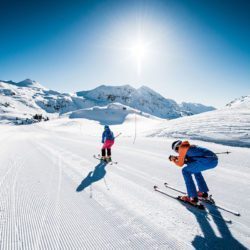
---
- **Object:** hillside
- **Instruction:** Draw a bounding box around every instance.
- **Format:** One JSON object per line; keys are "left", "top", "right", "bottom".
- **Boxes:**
{"left": 147, "top": 96, "right": 250, "bottom": 147}
{"left": 0, "top": 79, "right": 94, "bottom": 124}
{"left": 77, "top": 85, "right": 215, "bottom": 119}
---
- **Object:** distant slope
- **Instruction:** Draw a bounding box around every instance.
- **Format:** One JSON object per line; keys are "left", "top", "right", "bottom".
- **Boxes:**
{"left": 226, "top": 95, "right": 250, "bottom": 109}
{"left": 180, "top": 102, "right": 215, "bottom": 115}
{"left": 147, "top": 96, "right": 250, "bottom": 147}
{"left": 66, "top": 103, "right": 160, "bottom": 125}
{"left": 77, "top": 85, "right": 215, "bottom": 119}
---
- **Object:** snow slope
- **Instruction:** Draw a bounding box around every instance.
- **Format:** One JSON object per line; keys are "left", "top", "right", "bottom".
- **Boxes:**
{"left": 226, "top": 95, "right": 250, "bottom": 109}
{"left": 0, "top": 79, "right": 95, "bottom": 124}
{"left": 0, "top": 118, "right": 249, "bottom": 249}
{"left": 148, "top": 96, "right": 250, "bottom": 147}
{"left": 66, "top": 102, "right": 162, "bottom": 125}
{"left": 77, "top": 85, "right": 215, "bottom": 119}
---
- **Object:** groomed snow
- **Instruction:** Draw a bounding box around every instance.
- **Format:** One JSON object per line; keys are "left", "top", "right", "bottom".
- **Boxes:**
{"left": 0, "top": 117, "right": 249, "bottom": 249}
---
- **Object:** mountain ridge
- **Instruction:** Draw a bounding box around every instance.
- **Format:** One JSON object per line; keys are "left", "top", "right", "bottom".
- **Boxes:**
{"left": 1, "top": 79, "right": 216, "bottom": 124}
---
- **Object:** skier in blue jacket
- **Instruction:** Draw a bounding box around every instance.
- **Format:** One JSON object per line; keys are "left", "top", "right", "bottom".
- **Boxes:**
{"left": 101, "top": 125, "right": 115, "bottom": 162}
{"left": 169, "top": 140, "right": 218, "bottom": 205}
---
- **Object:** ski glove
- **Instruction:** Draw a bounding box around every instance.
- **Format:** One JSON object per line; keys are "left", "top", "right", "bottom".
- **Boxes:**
{"left": 169, "top": 155, "right": 177, "bottom": 161}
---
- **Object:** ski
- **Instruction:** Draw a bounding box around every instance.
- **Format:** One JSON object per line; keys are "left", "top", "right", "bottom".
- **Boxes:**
{"left": 154, "top": 185, "right": 205, "bottom": 209}
{"left": 164, "top": 182, "right": 240, "bottom": 216}
{"left": 93, "top": 155, "right": 118, "bottom": 165}
{"left": 154, "top": 185, "right": 232, "bottom": 224}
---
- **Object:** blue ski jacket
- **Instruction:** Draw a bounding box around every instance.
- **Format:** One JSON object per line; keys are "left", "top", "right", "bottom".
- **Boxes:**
{"left": 186, "top": 146, "right": 218, "bottom": 165}
{"left": 102, "top": 129, "right": 114, "bottom": 143}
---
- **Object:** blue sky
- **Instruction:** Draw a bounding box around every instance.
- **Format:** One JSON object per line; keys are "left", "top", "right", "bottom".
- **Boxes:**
{"left": 0, "top": 0, "right": 249, "bottom": 107}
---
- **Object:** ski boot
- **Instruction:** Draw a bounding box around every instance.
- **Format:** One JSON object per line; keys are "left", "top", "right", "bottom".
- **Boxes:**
{"left": 197, "top": 191, "right": 208, "bottom": 199}
{"left": 197, "top": 191, "right": 215, "bottom": 204}
{"left": 106, "top": 156, "right": 112, "bottom": 163}
{"left": 101, "top": 156, "right": 106, "bottom": 162}
{"left": 179, "top": 195, "right": 198, "bottom": 205}
{"left": 178, "top": 195, "right": 204, "bottom": 209}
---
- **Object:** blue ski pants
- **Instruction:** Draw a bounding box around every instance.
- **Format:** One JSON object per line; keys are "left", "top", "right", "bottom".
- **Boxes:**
{"left": 182, "top": 158, "right": 218, "bottom": 198}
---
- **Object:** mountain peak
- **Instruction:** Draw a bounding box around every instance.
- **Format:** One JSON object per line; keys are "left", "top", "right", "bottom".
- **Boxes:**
{"left": 17, "top": 79, "right": 44, "bottom": 88}
{"left": 226, "top": 95, "right": 250, "bottom": 109}
{"left": 1, "top": 78, "right": 44, "bottom": 89}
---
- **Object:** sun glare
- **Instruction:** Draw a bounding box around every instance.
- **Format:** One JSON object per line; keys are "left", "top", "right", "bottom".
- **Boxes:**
{"left": 129, "top": 38, "right": 149, "bottom": 76}
{"left": 131, "top": 40, "right": 146, "bottom": 59}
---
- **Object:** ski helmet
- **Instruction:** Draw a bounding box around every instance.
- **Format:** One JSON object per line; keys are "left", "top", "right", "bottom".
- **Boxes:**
{"left": 172, "top": 140, "right": 182, "bottom": 151}
{"left": 104, "top": 125, "right": 109, "bottom": 130}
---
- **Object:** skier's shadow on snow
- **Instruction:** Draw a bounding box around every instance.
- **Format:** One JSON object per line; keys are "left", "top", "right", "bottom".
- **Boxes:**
{"left": 76, "top": 161, "right": 108, "bottom": 192}
{"left": 182, "top": 203, "right": 247, "bottom": 249}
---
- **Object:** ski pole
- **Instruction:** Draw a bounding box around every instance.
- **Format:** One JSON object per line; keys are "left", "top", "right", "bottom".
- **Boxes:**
{"left": 89, "top": 184, "right": 93, "bottom": 198}
{"left": 133, "top": 113, "right": 137, "bottom": 144}
{"left": 115, "top": 132, "right": 122, "bottom": 139}
{"left": 103, "top": 177, "right": 110, "bottom": 190}
{"left": 187, "top": 151, "right": 231, "bottom": 159}
{"left": 214, "top": 151, "right": 231, "bottom": 155}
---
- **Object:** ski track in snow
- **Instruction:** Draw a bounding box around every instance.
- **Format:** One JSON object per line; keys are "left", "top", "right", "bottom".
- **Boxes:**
{"left": 35, "top": 140, "right": 189, "bottom": 249}
{"left": 0, "top": 126, "right": 249, "bottom": 249}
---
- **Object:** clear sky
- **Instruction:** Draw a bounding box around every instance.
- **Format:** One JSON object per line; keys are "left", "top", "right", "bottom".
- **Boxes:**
{"left": 0, "top": 0, "right": 249, "bottom": 107}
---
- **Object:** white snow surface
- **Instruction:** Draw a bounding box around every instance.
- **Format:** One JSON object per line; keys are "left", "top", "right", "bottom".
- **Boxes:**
{"left": 147, "top": 102, "right": 250, "bottom": 147}
{"left": 0, "top": 117, "right": 249, "bottom": 249}
{"left": 66, "top": 103, "right": 162, "bottom": 125}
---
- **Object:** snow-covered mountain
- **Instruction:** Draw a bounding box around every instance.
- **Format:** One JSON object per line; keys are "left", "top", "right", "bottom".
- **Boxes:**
{"left": 180, "top": 102, "right": 215, "bottom": 115}
{"left": 226, "top": 95, "right": 250, "bottom": 109}
{"left": 77, "top": 85, "right": 215, "bottom": 119}
{"left": 147, "top": 95, "right": 250, "bottom": 147}
{"left": 0, "top": 79, "right": 215, "bottom": 124}
{"left": 0, "top": 79, "right": 96, "bottom": 124}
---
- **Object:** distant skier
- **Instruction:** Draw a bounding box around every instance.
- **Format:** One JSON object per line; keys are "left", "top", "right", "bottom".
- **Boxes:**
{"left": 169, "top": 140, "right": 218, "bottom": 205}
{"left": 101, "top": 125, "right": 115, "bottom": 162}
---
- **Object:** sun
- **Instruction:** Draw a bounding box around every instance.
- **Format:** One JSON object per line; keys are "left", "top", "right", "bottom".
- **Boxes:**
{"left": 129, "top": 38, "right": 149, "bottom": 76}
{"left": 131, "top": 40, "right": 146, "bottom": 59}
